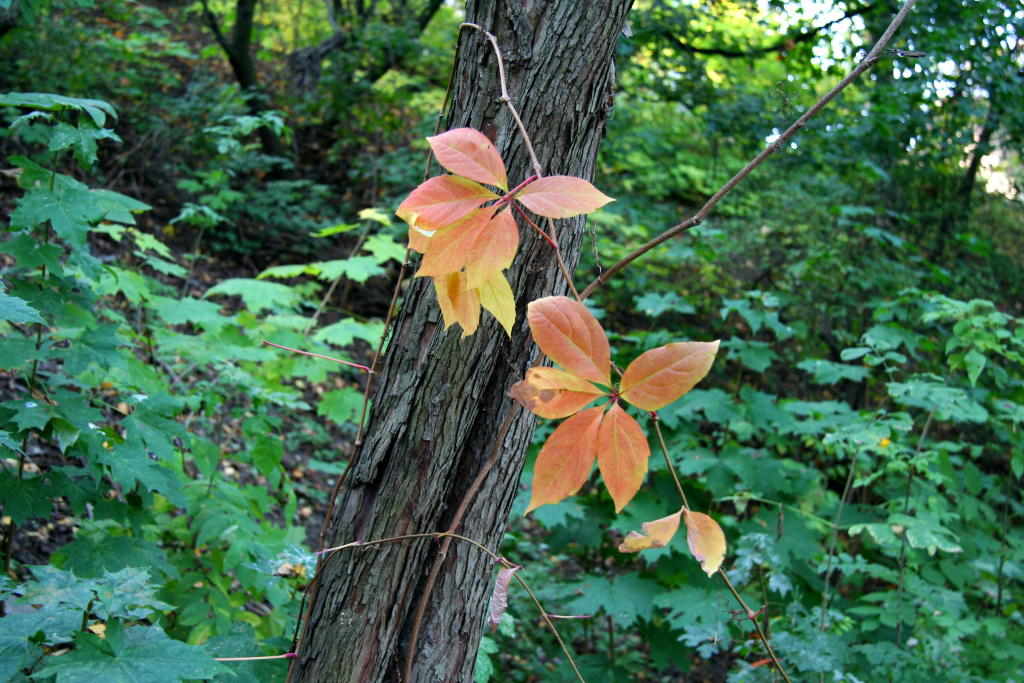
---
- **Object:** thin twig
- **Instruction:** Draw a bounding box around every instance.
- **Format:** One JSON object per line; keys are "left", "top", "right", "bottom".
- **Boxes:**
{"left": 718, "top": 570, "right": 792, "bottom": 683}
{"left": 578, "top": 0, "right": 919, "bottom": 302}
{"left": 651, "top": 417, "right": 688, "bottom": 510}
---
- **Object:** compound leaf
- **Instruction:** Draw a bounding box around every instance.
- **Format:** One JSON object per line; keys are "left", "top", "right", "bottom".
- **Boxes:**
{"left": 526, "top": 406, "right": 604, "bottom": 513}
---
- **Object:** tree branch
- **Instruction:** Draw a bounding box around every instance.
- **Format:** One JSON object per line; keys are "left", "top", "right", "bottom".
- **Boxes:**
{"left": 579, "top": 0, "right": 919, "bottom": 302}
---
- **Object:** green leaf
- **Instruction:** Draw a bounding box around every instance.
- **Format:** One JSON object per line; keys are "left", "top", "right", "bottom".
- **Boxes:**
{"left": 474, "top": 636, "right": 498, "bottom": 683}
{"left": 92, "top": 189, "right": 151, "bottom": 225}
{"left": 149, "top": 295, "right": 232, "bottom": 333}
{"left": 362, "top": 234, "right": 406, "bottom": 264}
{"left": 964, "top": 349, "right": 986, "bottom": 386}
{"left": 723, "top": 338, "right": 777, "bottom": 372}
{"left": 251, "top": 434, "right": 283, "bottom": 479}
{"left": 47, "top": 120, "right": 121, "bottom": 170}
{"left": 205, "top": 278, "right": 308, "bottom": 313}
{"left": 315, "top": 256, "right": 386, "bottom": 283}
{"left": 312, "top": 319, "right": 384, "bottom": 347}
{"left": 0, "top": 471, "right": 53, "bottom": 525}
{"left": 87, "top": 567, "right": 174, "bottom": 620}
{"left": 10, "top": 186, "right": 104, "bottom": 247}
{"left": 634, "top": 292, "right": 695, "bottom": 317}
{"left": 0, "top": 430, "right": 25, "bottom": 455}
{"left": 52, "top": 535, "right": 175, "bottom": 579}
{"left": 0, "top": 610, "right": 79, "bottom": 681}
{"left": 0, "top": 290, "right": 46, "bottom": 325}
{"left": 797, "top": 358, "right": 871, "bottom": 385}
{"left": 316, "top": 387, "right": 364, "bottom": 426}
{"left": 0, "top": 93, "right": 117, "bottom": 127}
{"left": 32, "top": 620, "right": 230, "bottom": 683}
{"left": 19, "top": 565, "right": 96, "bottom": 612}
{"left": 205, "top": 623, "right": 287, "bottom": 682}
{"left": 0, "top": 233, "right": 64, "bottom": 273}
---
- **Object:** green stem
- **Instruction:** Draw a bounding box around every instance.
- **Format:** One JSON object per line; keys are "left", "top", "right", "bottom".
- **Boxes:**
{"left": 651, "top": 417, "right": 688, "bottom": 510}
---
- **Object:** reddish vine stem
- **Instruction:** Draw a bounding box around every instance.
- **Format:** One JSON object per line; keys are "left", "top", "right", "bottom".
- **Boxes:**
{"left": 261, "top": 341, "right": 370, "bottom": 372}
{"left": 578, "top": 0, "right": 919, "bottom": 302}
{"left": 460, "top": 22, "right": 580, "bottom": 301}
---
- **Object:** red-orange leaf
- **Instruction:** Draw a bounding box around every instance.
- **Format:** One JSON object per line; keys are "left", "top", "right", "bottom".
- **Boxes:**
{"left": 428, "top": 128, "right": 507, "bottom": 191}
{"left": 515, "top": 176, "right": 613, "bottom": 218}
{"left": 618, "top": 508, "right": 683, "bottom": 553}
{"left": 619, "top": 341, "right": 721, "bottom": 411}
{"left": 509, "top": 367, "right": 607, "bottom": 419}
{"left": 596, "top": 403, "right": 650, "bottom": 512}
{"left": 408, "top": 221, "right": 432, "bottom": 253}
{"left": 396, "top": 175, "right": 497, "bottom": 232}
{"left": 434, "top": 271, "right": 479, "bottom": 338}
{"left": 526, "top": 406, "right": 604, "bottom": 513}
{"left": 465, "top": 207, "right": 518, "bottom": 289}
{"left": 527, "top": 297, "right": 611, "bottom": 386}
{"left": 416, "top": 208, "right": 494, "bottom": 278}
{"left": 683, "top": 508, "right": 726, "bottom": 577}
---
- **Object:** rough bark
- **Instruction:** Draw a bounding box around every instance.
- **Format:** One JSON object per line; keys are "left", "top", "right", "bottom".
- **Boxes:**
{"left": 290, "top": 2, "right": 632, "bottom": 681}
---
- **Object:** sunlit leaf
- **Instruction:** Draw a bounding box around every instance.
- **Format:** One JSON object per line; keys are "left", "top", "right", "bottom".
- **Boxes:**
{"left": 415, "top": 208, "right": 493, "bottom": 278}
{"left": 396, "top": 175, "right": 497, "bottom": 232}
{"left": 515, "top": 176, "right": 613, "bottom": 218}
{"left": 527, "top": 297, "right": 611, "bottom": 386}
{"left": 526, "top": 406, "right": 604, "bottom": 513}
{"left": 619, "top": 341, "right": 720, "bottom": 411}
{"left": 427, "top": 128, "right": 507, "bottom": 191}
{"left": 618, "top": 508, "right": 683, "bottom": 553}
{"left": 509, "top": 367, "right": 607, "bottom": 419}
{"left": 464, "top": 208, "right": 518, "bottom": 289}
{"left": 683, "top": 508, "right": 726, "bottom": 576}
{"left": 597, "top": 403, "right": 650, "bottom": 512}
{"left": 478, "top": 272, "right": 516, "bottom": 337}
{"left": 435, "top": 271, "right": 479, "bottom": 338}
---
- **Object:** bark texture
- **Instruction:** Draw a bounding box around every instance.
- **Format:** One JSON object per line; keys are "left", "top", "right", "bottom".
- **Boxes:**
{"left": 291, "top": 2, "right": 632, "bottom": 681}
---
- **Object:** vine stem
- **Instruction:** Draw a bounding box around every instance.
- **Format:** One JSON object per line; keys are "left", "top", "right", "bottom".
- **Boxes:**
{"left": 312, "top": 527, "right": 585, "bottom": 683}
{"left": 577, "top": 0, "right": 919, "bottom": 302}
{"left": 718, "top": 570, "right": 792, "bottom": 683}
{"left": 651, "top": 417, "right": 688, "bottom": 510}
{"left": 261, "top": 341, "right": 370, "bottom": 372}
{"left": 460, "top": 22, "right": 580, "bottom": 301}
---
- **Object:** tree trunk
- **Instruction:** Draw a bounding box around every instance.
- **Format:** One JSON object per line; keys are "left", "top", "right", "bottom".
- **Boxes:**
{"left": 290, "top": 2, "right": 631, "bottom": 681}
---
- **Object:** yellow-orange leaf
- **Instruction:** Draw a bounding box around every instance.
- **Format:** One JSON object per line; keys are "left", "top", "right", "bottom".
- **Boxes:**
{"left": 618, "top": 508, "right": 683, "bottom": 553}
{"left": 683, "top": 508, "right": 726, "bottom": 576}
{"left": 526, "top": 406, "right": 604, "bottom": 513}
{"left": 619, "top": 341, "right": 721, "bottom": 411}
{"left": 434, "top": 271, "right": 479, "bottom": 338}
{"left": 478, "top": 271, "right": 516, "bottom": 337}
{"left": 408, "top": 221, "right": 432, "bottom": 254}
{"left": 596, "top": 403, "right": 650, "bottom": 512}
{"left": 465, "top": 208, "right": 518, "bottom": 289}
{"left": 416, "top": 208, "right": 493, "bottom": 278}
{"left": 428, "top": 128, "right": 508, "bottom": 191}
{"left": 509, "top": 367, "right": 607, "bottom": 419}
{"left": 396, "top": 175, "right": 497, "bottom": 232}
{"left": 515, "top": 176, "right": 614, "bottom": 219}
{"left": 527, "top": 297, "right": 611, "bottom": 386}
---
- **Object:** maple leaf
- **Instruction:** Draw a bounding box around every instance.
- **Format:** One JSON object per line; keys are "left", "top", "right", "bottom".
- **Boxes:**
{"left": 683, "top": 508, "right": 727, "bottom": 576}
{"left": 512, "top": 296, "right": 720, "bottom": 513}
{"left": 618, "top": 509, "right": 683, "bottom": 553}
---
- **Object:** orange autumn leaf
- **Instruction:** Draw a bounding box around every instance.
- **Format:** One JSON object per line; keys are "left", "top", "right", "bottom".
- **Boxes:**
{"left": 509, "top": 367, "right": 607, "bottom": 419}
{"left": 525, "top": 406, "right": 604, "bottom": 514}
{"left": 464, "top": 208, "right": 518, "bottom": 289}
{"left": 597, "top": 402, "right": 650, "bottom": 512}
{"left": 526, "top": 297, "right": 611, "bottom": 386}
{"left": 427, "top": 128, "right": 507, "bottom": 191}
{"left": 683, "top": 508, "right": 726, "bottom": 576}
{"left": 515, "top": 176, "right": 614, "bottom": 218}
{"left": 396, "top": 175, "right": 497, "bottom": 233}
{"left": 618, "top": 508, "right": 683, "bottom": 553}
{"left": 416, "top": 207, "right": 495, "bottom": 277}
{"left": 434, "top": 271, "right": 480, "bottom": 338}
{"left": 619, "top": 341, "right": 721, "bottom": 411}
